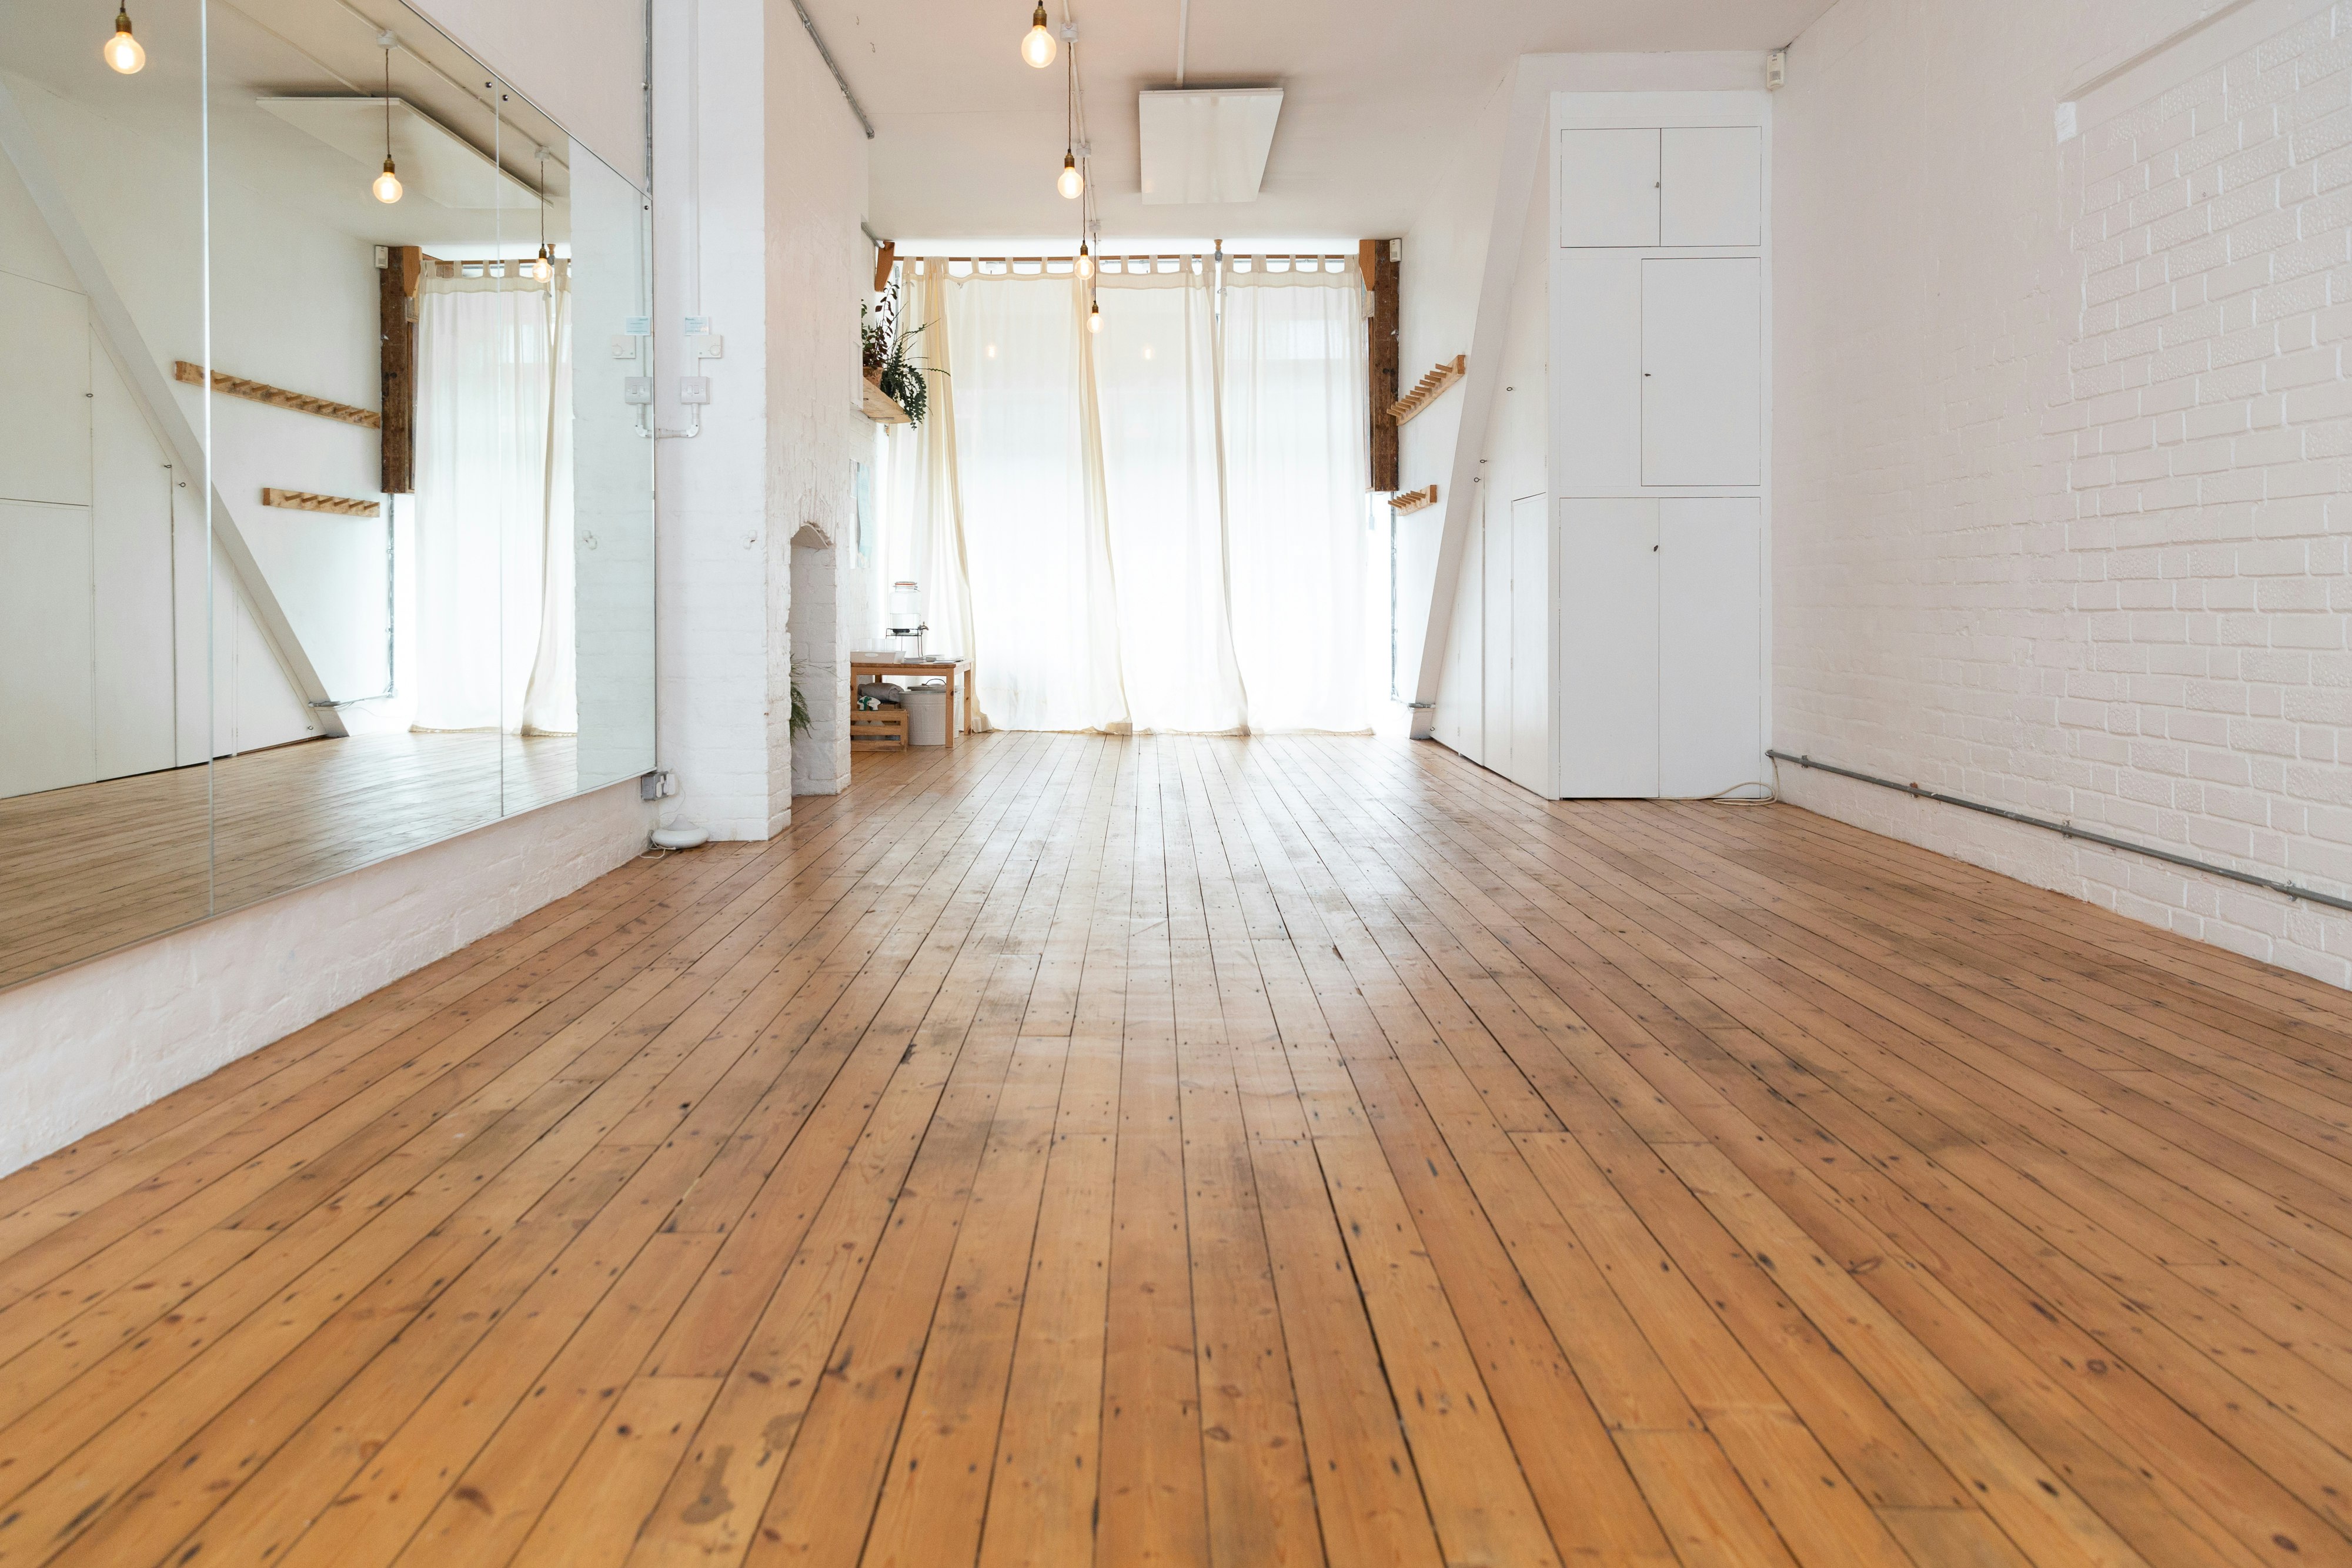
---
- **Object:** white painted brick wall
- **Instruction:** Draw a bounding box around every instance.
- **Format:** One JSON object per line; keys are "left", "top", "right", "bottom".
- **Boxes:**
{"left": 1778, "top": 0, "right": 2352, "bottom": 985}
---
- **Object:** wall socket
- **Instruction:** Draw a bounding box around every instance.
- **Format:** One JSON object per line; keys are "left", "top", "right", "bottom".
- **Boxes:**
{"left": 640, "top": 768, "right": 679, "bottom": 801}
{"left": 679, "top": 377, "right": 711, "bottom": 404}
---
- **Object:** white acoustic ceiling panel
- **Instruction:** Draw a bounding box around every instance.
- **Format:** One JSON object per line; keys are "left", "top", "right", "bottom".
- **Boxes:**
{"left": 1137, "top": 88, "right": 1283, "bottom": 205}
{"left": 255, "top": 98, "right": 542, "bottom": 210}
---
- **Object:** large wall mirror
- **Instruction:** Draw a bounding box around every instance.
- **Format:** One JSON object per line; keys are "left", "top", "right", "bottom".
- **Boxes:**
{"left": 0, "top": 0, "right": 655, "bottom": 989}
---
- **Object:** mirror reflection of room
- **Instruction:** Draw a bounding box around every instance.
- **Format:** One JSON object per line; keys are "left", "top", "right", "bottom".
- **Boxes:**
{"left": 0, "top": 0, "right": 653, "bottom": 987}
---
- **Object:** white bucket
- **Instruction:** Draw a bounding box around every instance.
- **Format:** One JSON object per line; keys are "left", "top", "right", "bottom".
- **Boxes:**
{"left": 905, "top": 686, "right": 950, "bottom": 746}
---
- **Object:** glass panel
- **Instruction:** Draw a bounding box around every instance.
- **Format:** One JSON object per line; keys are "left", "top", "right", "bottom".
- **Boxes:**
{"left": 494, "top": 88, "right": 658, "bottom": 813}
{"left": 0, "top": 0, "right": 655, "bottom": 992}
{"left": 0, "top": 0, "right": 212, "bottom": 984}
{"left": 201, "top": 0, "right": 507, "bottom": 915}
{"left": 553, "top": 134, "right": 658, "bottom": 796}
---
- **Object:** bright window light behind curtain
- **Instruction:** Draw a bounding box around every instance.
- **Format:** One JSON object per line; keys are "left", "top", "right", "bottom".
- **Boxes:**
{"left": 911, "top": 259, "right": 1371, "bottom": 734}
{"left": 941, "top": 272, "right": 1127, "bottom": 733}
{"left": 412, "top": 266, "right": 577, "bottom": 735}
{"left": 1219, "top": 270, "right": 1373, "bottom": 731}
{"left": 1093, "top": 265, "right": 1244, "bottom": 733}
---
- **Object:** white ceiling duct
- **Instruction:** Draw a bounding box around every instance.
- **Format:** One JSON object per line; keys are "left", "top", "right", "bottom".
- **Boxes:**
{"left": 1137, "top": 87, "right": 1283, "bottom": 206}
{"left": 255, "top": 98, "right": 542, "bottom": 211}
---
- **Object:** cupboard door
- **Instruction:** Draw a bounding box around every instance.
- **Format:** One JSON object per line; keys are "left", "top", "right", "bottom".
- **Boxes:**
{"left": 0, "top": 500, "right": 98, "bottom": 798}
{"left": 1552, "top": 252, "right": 1643, "bottom": 493}
{"left": 1556, "top": 499, "right": 1658, "bottom": 797}
{"left": 1660, "top": 128, "right": 1762, "bottom": 247}
{"left": 1641, "top": 257, "right": 1762, "bottom": 486}
{"left": 91, "top": 340, "right": 178, "bottom": 781}
{"left": 1556, "top": 129, "right": 1659, "bottom": 247}
{"left": 1508, "top": 493, "right": 1549, "bottom": 795}
{"left": 1658, "top": 498, "right": 1761, "bottom": 797}
{"left": 1484, "top": 487, "right": 1512, "bottom": 774}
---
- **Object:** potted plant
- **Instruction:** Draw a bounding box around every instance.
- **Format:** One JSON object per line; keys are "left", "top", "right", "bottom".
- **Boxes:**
{"left": 861, "top": 302, "right": 935, "bottom": 427}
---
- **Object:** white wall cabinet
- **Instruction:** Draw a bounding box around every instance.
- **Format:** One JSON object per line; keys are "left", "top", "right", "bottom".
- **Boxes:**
{"left": 1544, "top": 92, "right": 1768, "bottom": 800}
{"left": 1, "top": 283, "right": 195, "bottom": 797}
{"left": 1556, "top": 129, "right": 1660, "bottom": 247}
{"left": 1659, "top": 128, "right": 1762, "bottom": 246}
{"left": 1558, "top": 497, "right": 1760, "bottom": 798}
{"left": 1641, "top": 258, "right": 1762, "bottom": 487}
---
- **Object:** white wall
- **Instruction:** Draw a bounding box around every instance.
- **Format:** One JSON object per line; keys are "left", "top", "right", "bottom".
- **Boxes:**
{"left": 1776, "top": 0, "right": 2352, "bottom": 982}
{"left": 0, "top": 777, "right": 653, "bottom": 1174}
{"left": 767, "top": 13, "right": 869, "bottom": 800}
{"left": 410, "top": 0, "right": 647, "bottom": 184}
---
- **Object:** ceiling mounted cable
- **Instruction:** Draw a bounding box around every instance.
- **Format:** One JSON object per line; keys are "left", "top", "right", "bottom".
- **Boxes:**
{"left": 790, "top": 0, "right": 875, "bottom": 138}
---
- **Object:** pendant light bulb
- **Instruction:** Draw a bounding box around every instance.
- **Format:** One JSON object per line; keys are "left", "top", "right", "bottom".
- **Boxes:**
{"left": 1087, "top": 299, "right": 1102, "bottom": 335}
{"left": 532, "top": 245, "right": 552, "bottom": 282}
{"left": 1021, "top": 4, "right": 1057, "bottom": 68}
{"left": 1077, "top": 242, "right": 1093, "bottom": 280}
{"left": 103, "top": 8, "right": 145, "bottom": 73}
{"left": 1057, "top": 153, "right": 1083, "bottom": 200}
{"left": 372, "top": 45, "right": 401, "bottom": 202}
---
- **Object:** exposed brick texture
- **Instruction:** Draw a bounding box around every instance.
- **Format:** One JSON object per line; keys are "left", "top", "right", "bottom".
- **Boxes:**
{"left": 1776, "top": 0, "right": 2352, "bottom": 984}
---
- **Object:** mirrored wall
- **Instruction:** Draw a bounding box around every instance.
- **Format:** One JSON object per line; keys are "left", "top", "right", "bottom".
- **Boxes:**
{"left": 0, "top": 0, "right": 655, "bottom": 989}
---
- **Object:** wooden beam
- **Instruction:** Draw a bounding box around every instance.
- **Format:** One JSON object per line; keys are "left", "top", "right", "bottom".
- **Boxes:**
{"left": 263, "top": 488, "right": 382, "bottom": 517}
{"left": 1387, "top": 355, "right": 1466, "bottom": 425}
{"left": 1391, "top": 484, "right": 1437, "bottom": 514}
{"left": 872, "top": 239, "right": 897, "bottom": 295}
{"left": 380, "top": 245, "right": 420, "bottom": 494}
{"left": 1364, "top": 238, "right": 1400, "bottom": 492}
{"left": 172, "top": 360, "right": 381, "bottom": 429}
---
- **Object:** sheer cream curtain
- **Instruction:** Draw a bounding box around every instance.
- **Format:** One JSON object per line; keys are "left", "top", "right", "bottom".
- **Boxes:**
{"left": 412, "top": 265, "right": 576, "bottom": 734}
{"left": 878, "top": 263, "right": 984, "bottom": 723}
{"left": 1220, "top": 268, "right": 1373, "bottom": 732}
{"left": 876, "top": 256, "right": 1371, "bottom": 734}
{"left": 1094, "top": 263, "right": 1246, "bottom": 733}
{"left": 942, "top": 269, "right": 1127, "bottom": 733}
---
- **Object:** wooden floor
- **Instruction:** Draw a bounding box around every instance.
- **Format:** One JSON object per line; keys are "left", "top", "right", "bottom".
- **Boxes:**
{"left": 0, "top": 732, "right": 582, "bottom": 988}
{"left": 4, "top": 733, "right": 2351, "bottom": 1568}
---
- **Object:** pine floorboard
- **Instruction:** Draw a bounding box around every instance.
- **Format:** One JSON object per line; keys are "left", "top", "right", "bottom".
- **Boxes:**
{"left": 1, "top": 732, "right": 2349, "bottom": 1566}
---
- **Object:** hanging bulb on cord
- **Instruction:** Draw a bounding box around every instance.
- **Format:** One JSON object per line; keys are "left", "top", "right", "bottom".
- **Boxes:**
{"left": 372, "top": 45, "right": 402, "bottom": 202}
{"left": 532, "top": 244, "right": 552, "bottom": 282}
{"left": 1087, "top": 298, "right": 1102, "bottom": 334}
{"left": 102, "top": 7, "right": 145, "bottom": 73}
{"left": 1057, "top": 152, "right": 1083, "bottom": 200}
{"left": 1021, "top": 4, "right": 1057, "bottom": 67}
{"left": 1077, "top": 242, "right": 1093, "bottom": 279}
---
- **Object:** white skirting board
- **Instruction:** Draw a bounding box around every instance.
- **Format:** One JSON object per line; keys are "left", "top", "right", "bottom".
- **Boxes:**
{"left": 0, "top": 778, "right": 657, "bottom": 1176}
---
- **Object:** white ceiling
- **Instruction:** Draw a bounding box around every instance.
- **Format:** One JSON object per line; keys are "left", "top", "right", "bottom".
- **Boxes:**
{"left": 807, "top": 0, "right": 1840, "bottom": 249}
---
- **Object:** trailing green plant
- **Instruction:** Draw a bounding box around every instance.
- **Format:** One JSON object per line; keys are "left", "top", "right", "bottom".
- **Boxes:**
{"left": 860, "top": 302, "right": 938, "bottom": 428}
{"left": 789, "top": 678, "right": 811, "bottom": 738}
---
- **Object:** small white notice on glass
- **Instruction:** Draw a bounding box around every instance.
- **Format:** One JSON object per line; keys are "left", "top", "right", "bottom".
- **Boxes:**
{"left": 623, "top": 315, "right": 651, "bottom": 336}
{"left": 683, "top": 315, "right": 711, "bottom": 336}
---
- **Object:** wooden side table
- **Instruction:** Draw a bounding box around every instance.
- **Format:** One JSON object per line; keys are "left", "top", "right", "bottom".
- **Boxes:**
{"left": 848, "top": 658, "right": 971, "bottom": 749}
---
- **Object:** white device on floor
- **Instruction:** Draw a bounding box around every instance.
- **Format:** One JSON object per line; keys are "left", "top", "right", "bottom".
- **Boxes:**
{"left": 650, "top": 825, "right": 710, "bottom": 850}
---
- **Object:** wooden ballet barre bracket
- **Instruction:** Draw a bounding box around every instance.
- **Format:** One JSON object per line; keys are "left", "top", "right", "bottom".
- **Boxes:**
{"left": 175, "top": 362, "right": 383, "bottom": 430}
{"left": 1386, "top": 353, "right": 1466, "bottom": 425}
{"left": 262, "top": 488, "right": 382, "bottom": 517}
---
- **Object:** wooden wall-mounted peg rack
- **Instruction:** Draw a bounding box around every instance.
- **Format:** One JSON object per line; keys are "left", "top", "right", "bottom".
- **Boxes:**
{"left": 1387, "top": 355, "right": 1465, "bottom": 424}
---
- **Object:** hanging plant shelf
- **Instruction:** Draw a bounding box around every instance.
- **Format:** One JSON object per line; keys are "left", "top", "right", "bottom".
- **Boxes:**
{"left": 861, "top": 369, "right": 913, "bottom": 425}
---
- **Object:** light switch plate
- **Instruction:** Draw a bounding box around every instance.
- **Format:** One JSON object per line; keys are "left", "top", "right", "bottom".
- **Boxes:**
{"left": 679, "top": 376, "right": 711, "bottom": 404}
{"left": 611, "top": 335, "right": 639, "bottom": 359}
{"left": 689, "top": 333, "right": 724, "bottom": 360}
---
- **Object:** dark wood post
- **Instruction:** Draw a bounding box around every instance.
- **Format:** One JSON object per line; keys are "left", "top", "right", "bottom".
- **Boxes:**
{"left": 1362, "top": 237, "right": 1400, "bottom": 493}
{"left": 379, "top": 245, "right": 420, "bottom": 494}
